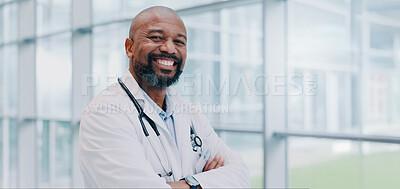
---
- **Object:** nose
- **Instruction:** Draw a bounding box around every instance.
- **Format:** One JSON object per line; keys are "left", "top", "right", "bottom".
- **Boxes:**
{"left": 159, "top": 38, "right": 177, "bottom": 54}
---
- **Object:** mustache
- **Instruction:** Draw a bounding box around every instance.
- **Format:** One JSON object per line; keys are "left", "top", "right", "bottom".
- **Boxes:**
{"left": 148, "top": 53, "right": 182, "bottom": 64}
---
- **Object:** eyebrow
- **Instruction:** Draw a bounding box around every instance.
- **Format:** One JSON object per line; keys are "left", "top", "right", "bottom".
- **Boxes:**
{"left": 147, "top": 30, "right": 187, "bottom": 40}
{"left": 148, "top": 30, "right": 164, "bottom": 34}
{"left": 177, "top": 34, "right": 187, "bottom": 40}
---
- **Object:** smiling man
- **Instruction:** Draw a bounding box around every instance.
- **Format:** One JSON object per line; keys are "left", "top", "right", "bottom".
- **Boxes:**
{"left": 79, "top": 6, "right": 250, "bottom": 188}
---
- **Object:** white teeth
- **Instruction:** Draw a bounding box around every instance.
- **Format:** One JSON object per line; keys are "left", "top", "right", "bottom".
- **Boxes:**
{"left": 157, "top": 59, "right": 174, "bottom": 66}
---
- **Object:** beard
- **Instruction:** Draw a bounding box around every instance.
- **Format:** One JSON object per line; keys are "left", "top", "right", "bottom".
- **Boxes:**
{"left": 133, "top": 52, "right": 183, "bottom": 89}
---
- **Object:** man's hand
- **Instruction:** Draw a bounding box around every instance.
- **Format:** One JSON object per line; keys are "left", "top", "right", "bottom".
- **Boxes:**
{"left": 167, "top": 180, "right": 190, "bottom": 189}
{"left": 203, "top": 154, "right": 225, "bottom": 172}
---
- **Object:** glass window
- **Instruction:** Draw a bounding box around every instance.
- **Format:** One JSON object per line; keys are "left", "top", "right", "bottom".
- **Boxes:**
{"left": 177, "top": 11, "right": 221, "bottom": 112}
{"left": 366, "top": 0, "right": 400, "bottom": 19}
{"left": 218, "top": 132, "right": 263, "bottom": 188}
{"left": 55, "top": 121, "right": 72, "bottom": 186}
{"left": 287, "top": 0, "right": 357, "bottom": 133}
{"left": 361, "top": 142, "right": 400, "bottom": 188}
{"left": 92, "top": 22, "right": 129, "bottom": 96}
{"left": 289, "top": 138, "right": 362, "bottom": 189}
{"left": 1, "top": 44, "right": 18, "bottom": 116}
{"left": 36, "top": 0, "right": 71, "bottom": 35}
{"left": 38, "top": 120, "right": 72, "bottom": 186}
{"left": 364, "top": 22, "right": 400, "bottom": 135}
{"left": 178, "top": 4, "right": 263, "bottom": 129}
{"left": 287, "top": 1, "right": 351, "bottom": 66}
{"left": 36, "top": 33, "right": 72, "bottom": 119}
{"left": 2, "top": 2, "right": 18, "bottom": 43}
{"left": 0, "top": 7, "right": 3, "bottom": 43}
{"left": 289, "top": 138, "right": 400, "bottom": 189}
{"left": 0, "top": 47, "right": 3, "bottom": 115}
{"left": 39, "top": 120, "right": 50, "bottom": 185}
{"left": 0, "top": 120, "right": 2, "bottom": 185}
{"left": 222, "top": 4, "right": 263, "bottom": 129}
{"left": 9, "top": 118, "right": 18, "bottom": 187}
{"left": 93, "top": 0, "right": 225, "bottom": 24}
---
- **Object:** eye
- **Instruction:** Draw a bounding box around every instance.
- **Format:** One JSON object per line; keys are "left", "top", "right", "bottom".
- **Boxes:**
{"left": 148, "top": 36, "right": 164, "bottom": 41}
{"left": 174, "top": 40, "right": 186, "bottom": 46}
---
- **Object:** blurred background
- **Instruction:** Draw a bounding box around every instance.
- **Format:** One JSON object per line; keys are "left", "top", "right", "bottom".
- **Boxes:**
{"left": 0, "top": 0, "right": 400, "bottom": 188}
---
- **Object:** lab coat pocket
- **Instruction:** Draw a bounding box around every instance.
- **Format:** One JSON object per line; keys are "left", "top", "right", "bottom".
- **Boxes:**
{"left": 195, "top": 148, "right": 210, "bottom": 173}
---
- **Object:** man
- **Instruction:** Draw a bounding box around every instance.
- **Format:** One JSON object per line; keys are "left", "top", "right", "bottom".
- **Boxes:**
{"left": 79, "top": 6, "right": 250, "bottom": 188}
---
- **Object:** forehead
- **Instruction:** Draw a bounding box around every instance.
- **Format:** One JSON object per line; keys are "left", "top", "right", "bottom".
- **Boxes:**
{"left": 137, "top": 13, "right": 186, "bottom": 35}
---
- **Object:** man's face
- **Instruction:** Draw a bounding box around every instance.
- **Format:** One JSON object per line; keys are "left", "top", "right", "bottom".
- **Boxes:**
{"left": 130, "top": 14, "right": 187, "bottom": 88}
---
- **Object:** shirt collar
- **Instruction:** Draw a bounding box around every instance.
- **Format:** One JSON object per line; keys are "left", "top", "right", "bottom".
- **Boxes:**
{"left": 140, "top": 88, "right": 175, "bottom": 118}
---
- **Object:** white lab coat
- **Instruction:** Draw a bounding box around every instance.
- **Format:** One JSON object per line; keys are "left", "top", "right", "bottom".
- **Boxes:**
{"left": 79, "top": 70, "right": 250, "bottom": 188}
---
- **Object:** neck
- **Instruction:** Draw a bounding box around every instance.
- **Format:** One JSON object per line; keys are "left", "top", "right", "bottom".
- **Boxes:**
{"left": 129, "top": 66, "right": 167, "bottom": 110}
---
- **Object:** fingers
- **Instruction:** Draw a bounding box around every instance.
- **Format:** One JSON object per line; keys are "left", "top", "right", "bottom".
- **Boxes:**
{"left": 202, "top": 154, "right": 225, "bottom": 172}
{"left": 206, "top": 155, "right": 220, "bottom": 170}
{"left": 215, "top": 157, "right": 225, "bottom": 169}
{"left": 202, "top": 158, "right": 212, "bottom": 172}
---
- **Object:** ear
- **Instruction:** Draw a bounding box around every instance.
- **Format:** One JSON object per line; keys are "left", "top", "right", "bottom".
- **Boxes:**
{"left": 125, "top": 38, "right": 135, "bottom": 59}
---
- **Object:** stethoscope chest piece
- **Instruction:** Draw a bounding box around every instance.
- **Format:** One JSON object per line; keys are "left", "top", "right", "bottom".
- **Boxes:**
{"left": 190, "top": 123, "right": 203, "bottom": 157}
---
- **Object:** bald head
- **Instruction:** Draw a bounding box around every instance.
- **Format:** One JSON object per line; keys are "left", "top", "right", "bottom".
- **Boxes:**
{"left": 129, "top": 6, "right": 185, "bottom": 39}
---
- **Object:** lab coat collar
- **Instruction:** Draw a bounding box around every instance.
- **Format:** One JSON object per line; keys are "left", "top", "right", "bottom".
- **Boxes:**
{"left": 120, "top": 69, "right": 146, "bottom": 101}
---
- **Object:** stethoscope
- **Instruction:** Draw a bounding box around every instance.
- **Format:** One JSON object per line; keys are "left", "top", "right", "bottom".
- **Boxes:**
{"left": 117, "top": 78, "right": 203, "bottom": 178}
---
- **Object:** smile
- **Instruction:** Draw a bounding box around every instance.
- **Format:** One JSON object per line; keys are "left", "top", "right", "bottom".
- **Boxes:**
{"left": 153, "top": 58, "right": 177, "bottom": 71}
{"left": 156, "top": 59, "right": 174, "bottom": 66}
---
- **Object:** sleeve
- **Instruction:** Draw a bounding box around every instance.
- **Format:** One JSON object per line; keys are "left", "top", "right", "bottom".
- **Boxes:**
{"left": 78, "top": 103, "right": 171, "bottom": 188}
{"left": 191, "top": 113, "right": 250, "bottom": 188}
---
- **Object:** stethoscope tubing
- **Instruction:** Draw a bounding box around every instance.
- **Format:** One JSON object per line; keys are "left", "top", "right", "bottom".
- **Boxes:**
{"left": 118, "top": 78, "right": 174, "bottom": 178}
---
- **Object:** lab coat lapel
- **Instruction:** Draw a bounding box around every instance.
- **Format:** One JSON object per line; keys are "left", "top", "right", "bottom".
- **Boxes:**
{"left": 172, "top": 102, "right": 194, "bottom": 177}
{"left": 142, "top": 101, "right": 168, "bottom": 133}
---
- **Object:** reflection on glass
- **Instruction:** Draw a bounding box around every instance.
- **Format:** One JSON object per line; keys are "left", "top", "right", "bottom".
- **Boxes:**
{"left": 36, "top": 33, "right": 72, "bottom": 119}
{"left": 218, "top": 132, "right": 263, "bottom": 188}
{"left": 289, "top": 138, "right": 362, "bottom": 189}
{"left": 92, "top": 23, "right": 129, "bottom": 96}
{"left": 2, "top": 3, "right": 18, "bottom": 43}
{"left": 36, "top": 0, "right": 71, "bottom": 35}
{"left": 55, "top": 121, "right": 72, "bottom": 185}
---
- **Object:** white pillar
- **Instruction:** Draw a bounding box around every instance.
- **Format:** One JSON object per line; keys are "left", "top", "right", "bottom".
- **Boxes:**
{"left": 71, "top": 0, "right": 92, "bottom": 187}
{"left": 17, "top": 0, "right": 37, "bottom": 187}
{"left": 263, "top": 0, "right": 287, "bottom": 187}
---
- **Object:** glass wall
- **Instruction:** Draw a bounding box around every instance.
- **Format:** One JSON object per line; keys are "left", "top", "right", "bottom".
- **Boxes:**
{"left": 287, "top": 0, "right": 400, "bottom": 188}
{"left": 0, "top": 0, "right": 399, "bottom": 188}
{"left": 0, "top": 1, "right": 19, "bottom": 187}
